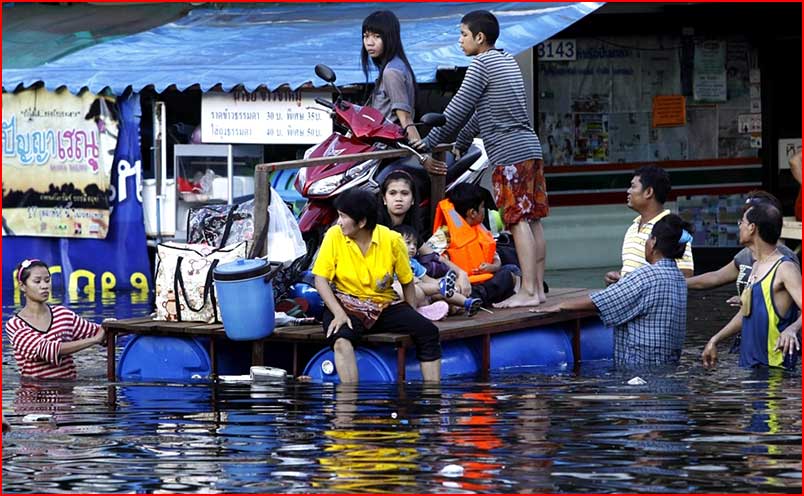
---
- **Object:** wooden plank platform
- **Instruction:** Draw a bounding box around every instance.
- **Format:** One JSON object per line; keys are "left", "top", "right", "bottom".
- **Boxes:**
{"left": 103, "top": 287, "right": 597, "bottom": 382}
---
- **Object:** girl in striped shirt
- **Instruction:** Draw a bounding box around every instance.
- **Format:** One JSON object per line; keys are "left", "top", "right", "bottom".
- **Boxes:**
{"left": 5, "top": 259, "right": 106, "bottom": 379}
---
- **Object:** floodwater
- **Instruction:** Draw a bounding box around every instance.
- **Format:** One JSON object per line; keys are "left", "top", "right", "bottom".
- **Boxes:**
{"left": 2, "top": 281, "right": 801, "bottom": 493}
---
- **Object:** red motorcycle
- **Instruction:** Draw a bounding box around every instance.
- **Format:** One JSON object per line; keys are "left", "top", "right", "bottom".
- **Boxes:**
{"left": 294, "top": 64, "right": 445, "bottom": 265}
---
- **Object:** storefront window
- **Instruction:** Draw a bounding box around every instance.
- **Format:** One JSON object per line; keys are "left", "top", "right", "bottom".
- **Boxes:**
{"left": 537, "top": 36, "right": 760, "bottom": 166}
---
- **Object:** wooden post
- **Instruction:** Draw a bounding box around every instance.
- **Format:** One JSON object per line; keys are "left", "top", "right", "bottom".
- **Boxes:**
{"left": 429, "top": 149, "right": 448, "bottom": 229}
{"left": 396, "top": 346, "right": 406, "bottom": 382}
{"left": 253, "top": 167, "right": 270, "bottom": 258}
{"left": 252, "top": 341, "right": 264, "bottom": 367}
{"left": 292, "top": 343, "right": 299, "bottom": 377}
{"left": 106, "top": 328, "right": 116, "bottom": 381}
{"left": 106, "top": 385, "right": 117, "bottom": 409}
{"left": 209, "top": 336, "right": 218, "bottom": 379}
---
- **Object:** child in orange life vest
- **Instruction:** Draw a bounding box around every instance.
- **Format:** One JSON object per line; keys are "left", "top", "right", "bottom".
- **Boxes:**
{"left": 392, "top": 224, "right": 482, "bottom": 317}
{"left": 426, "top": 183, "right": 517, "bottom": 308}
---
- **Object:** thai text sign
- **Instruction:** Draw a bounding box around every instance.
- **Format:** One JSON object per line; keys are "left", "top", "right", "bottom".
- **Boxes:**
{"left": 652, "top": 95, "right": 686, "bottom": 128}
{"left": 693, "top": 40, "right": 727, "bottom": 102}
{"left": 201, "top": 89, "right": 333, "bottom": 145}
{"left": 2, "top": 88, "right": 118, "bottom": 238}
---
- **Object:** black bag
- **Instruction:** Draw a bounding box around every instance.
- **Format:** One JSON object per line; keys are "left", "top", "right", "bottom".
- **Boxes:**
{"left": 187, "top": 200, "right": 254, "bottom": 248}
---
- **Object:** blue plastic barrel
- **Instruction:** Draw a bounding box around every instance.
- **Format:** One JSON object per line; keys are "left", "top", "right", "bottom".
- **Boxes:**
{"left": 213, "top": 258, "right": 275, "bottom": 340}
{"left": 490, "top": 326, "right": 574, "bottom": 371}
{"left": 120, "top": 384, "right": 212, "bottom": 412}
{"left": 117, "top": 335, "right": 282, "bottom": 383}
{"left": 578, "top": 317, "right": 614, "bottom": 362}
{"left": 303, "top": 340, "right": 482, "bottom": 383}
{"left": 117, "top": 335, "right": 212, "bottom": 382}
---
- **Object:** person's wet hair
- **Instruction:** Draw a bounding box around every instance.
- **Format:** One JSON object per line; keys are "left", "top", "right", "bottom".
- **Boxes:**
{"left": 461, "top": 10, "right": 500, "bottom": 45}
{"left": 446, "top": 182, "right": 485, "bottom": 218}
{"left": 361, "top": 10, "right": 417, "bottom": 92}
{"left": 335, "top": 189, "right": 378, "bottom": 231}
{"left": 16, "top": 259, "right": 49, "bottom": 285}
{"left": 634, "top": 165, "right": 671, "bottom": 204}
{"left": 745, "top": 203, "right": 783, "bottom": 245}
{"left": 651, "top": 214, "right": 693, "bottom": 260}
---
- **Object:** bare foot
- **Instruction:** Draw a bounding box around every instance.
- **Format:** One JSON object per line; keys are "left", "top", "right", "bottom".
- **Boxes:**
{"left": 493, "top": 292, "right": 543, "bottom": 308}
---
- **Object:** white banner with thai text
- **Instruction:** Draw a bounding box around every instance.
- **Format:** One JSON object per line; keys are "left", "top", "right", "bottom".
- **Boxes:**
{"left": 201, "top": 89, "right": 333, "bottom": 145}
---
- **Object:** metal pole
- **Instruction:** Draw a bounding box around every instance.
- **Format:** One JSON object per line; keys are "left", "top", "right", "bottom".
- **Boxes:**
{"left": 227, "top": 144, "right": 234, "bottom": 205}
{"left": 253, "top": 168, "right": 270, "bottom": 258}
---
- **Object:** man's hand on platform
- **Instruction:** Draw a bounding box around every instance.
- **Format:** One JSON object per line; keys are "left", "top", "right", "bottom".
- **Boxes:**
{"left": 327, "top": 310, "right": 352, "bottom": 338}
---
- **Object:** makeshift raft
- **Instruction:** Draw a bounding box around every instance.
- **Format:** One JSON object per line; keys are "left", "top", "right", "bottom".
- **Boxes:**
{"left": 103, "top": 287, "right": 613, "bottom": 383}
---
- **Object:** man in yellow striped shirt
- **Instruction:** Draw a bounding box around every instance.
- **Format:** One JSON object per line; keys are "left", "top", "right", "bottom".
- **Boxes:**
{"left": 605, "top": 166, "right": 694, "bottom": 286}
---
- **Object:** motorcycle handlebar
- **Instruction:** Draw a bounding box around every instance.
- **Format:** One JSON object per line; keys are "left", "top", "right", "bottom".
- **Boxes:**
{"left": 315, "top": 97, "right": 334, "bottom": 109}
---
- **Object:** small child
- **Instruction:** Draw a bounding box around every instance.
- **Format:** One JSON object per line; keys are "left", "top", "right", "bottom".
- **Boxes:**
{"left": 392, "top": 224, "right": 482, "bottom": 319}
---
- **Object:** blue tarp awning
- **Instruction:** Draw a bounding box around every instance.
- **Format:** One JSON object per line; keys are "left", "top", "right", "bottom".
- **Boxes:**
{"left": 2, "top": 2, "right": 603, "bottom": 95}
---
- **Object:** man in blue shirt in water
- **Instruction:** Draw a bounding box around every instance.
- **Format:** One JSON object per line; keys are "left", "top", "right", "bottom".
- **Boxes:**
{"left": 542, "top": 214, "right": 690, "bottom": 367}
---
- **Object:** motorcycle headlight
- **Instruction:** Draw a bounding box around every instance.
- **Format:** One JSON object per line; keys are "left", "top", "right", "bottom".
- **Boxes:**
{"left": 308, "top": 173, "right": 345, "bottom": 196}
{"left": 344, "top": 160, "right": 374, "bottom": 182}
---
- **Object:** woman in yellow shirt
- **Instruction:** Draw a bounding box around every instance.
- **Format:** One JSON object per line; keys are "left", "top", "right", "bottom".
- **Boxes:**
{"left": 312, "top": 189, "right": 442, "bottom": 383}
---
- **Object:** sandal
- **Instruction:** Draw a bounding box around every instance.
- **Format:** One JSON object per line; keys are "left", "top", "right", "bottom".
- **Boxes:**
{"left": 439, "top": 270, "right": 457, "bottom": 298}
{"left": 417, "top": 300, "right": 449, "bottom": 321}
{"left": 464, "top": 297, "right": 481, "bottom": 317}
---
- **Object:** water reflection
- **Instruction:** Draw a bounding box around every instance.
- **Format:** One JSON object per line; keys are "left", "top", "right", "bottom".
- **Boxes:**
{"left": 2, "top": 288, "right": 802, "bottom": 493}
{"left": 313, "top": 385, "right": 420, "bottom": 493}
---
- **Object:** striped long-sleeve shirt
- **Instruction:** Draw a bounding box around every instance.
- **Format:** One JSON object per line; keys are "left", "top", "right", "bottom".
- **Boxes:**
{"left": 423, "top": 49, "right": 542, "bottom": 166}
{"left": 5, "top": 305, "right": 101, "bottom": 379}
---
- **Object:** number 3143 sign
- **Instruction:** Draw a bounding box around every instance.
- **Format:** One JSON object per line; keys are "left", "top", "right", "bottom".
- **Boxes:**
{"left": 536, "top": 39, "right": 576, "bottom": 61}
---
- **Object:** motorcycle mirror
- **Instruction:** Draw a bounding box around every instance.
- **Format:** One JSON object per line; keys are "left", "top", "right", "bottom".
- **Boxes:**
{"left": 420, "top": 113, "right": 447, "bottom": 127}
{"left": 315, "top": 64, "right": 337, "bottom": 83}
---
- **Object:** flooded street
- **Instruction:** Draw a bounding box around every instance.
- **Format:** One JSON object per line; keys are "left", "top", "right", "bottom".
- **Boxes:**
{"left": 2, "top": 282, "right": 801, "bottom": 493}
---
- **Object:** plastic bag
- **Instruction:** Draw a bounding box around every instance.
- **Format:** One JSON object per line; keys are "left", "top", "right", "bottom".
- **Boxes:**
{"left": 266, "top": 186, "right": 306, "bottom": 264}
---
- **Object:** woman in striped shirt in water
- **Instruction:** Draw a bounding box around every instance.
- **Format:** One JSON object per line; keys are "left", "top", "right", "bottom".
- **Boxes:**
{"left": 5, "top": 259, "right": 107, "bottom": 379}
